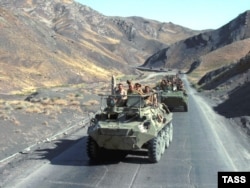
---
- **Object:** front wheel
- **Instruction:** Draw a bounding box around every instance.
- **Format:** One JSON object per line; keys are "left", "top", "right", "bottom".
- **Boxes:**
{"left": 148, "top": 134, "right": 162, "bottom": 163}
{"left": 164, "top": 125, "right": 170, "bottom": 148}
{"left": 160, "top": 131, "right": 166, "bottom": 154}
{"left": 87, "top": 136, "right": 102, "bottom": 161}
{"left": 169, "top": 122, "right": 173, "bottom": 143}
{"left": 184, "top": 104, "right": 188, "bottom": 112}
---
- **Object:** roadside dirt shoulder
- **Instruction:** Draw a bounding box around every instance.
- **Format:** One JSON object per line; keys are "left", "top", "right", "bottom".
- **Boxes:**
{"left": 200, "top": 89, "right": 250, "bottom": 136}
{"left": 0, "top": 83, "right": 105, "bottom": 162}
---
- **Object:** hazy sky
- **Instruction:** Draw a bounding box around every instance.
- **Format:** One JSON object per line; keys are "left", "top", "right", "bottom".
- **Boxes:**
{"left": 75, "top": 0, "right": 249, "bottom": 30}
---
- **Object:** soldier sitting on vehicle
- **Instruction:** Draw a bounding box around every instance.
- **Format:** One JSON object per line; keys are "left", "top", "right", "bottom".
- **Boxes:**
{"left": 176, "top": 80, "right": 187, "bottom": 95}
{"left": 127, "top": 82, "right": 141, "bottom": 95}
{"left": 143, "top": 86, "right": 158, "bottom": 106}
{"left": 160, "top": 79, "right": 173, "bottom": 91}
{"left": 134, "top": 83, "right": 144, "bottom": 95}
{"left": 167, "top": 80, "right": 173, "bottom": 91}
{"left": 127, "top": 83, "right": 135, "bottom": 95}
{"left": 114, "top": 83, "right": 127, "bottom": 106}
{"left": 160, "top": 79, "right": 168, "bottom": 91}
{"left": 177, "top": 81, "right": 185, "bottom": 91}
{"left": 172, "top": 84, "right": 177, "bottom": 91}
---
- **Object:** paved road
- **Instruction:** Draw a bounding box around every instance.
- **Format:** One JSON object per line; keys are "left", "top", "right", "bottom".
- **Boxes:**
{"left": 4, "top": 75, "right": 250, "bottom": 188}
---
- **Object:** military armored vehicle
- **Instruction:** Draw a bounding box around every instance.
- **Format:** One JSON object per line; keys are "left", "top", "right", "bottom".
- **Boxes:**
{"left": 86, "top": 78, "right": 173, "bottom": 163}
{"left": 156, "top": 73, "right": 188, "bottom": 112}
{"left": 161, "top": 90, "right": 188, "bottom": 112}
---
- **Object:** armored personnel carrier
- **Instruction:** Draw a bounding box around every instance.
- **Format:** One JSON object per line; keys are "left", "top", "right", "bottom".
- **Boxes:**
{"left": 156, "top": 73, "right": 188, "bottom": 112}
{"left": 161, "top": 90, "right": 188, "bottom": 112}
{"left": 86, "top": 79, "right": 173, "bottom": 163}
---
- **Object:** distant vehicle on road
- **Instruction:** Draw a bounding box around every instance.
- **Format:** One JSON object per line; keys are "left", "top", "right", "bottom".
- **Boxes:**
{"left": 155, "top": 73, "right": 188, "bottom": 112}
{"left": 161, "top": 90, "right": 188, "bottom": 112}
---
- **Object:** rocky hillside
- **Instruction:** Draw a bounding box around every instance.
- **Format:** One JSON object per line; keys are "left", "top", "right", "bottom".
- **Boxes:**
{"left": 0, "top": 0, "right": 199, "bottom": 93}
{"left": 198, "top": 51, "right": 250, "bottom": 130}
{"left": 142, "top": 10, "right": 250, "bottom": 75}
{"left": 141, "top": 9, "right": 250, "bottom": 128}
{"left": 198, "top": 51, "right": 250, "bottom": 89}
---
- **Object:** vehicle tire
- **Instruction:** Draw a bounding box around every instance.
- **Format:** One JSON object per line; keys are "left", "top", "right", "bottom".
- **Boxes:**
{"left": 169, "top": 122, "right": 173, "bottom": 143}
{"left": 87, "top": 136, "right": 101, "bottom": 161}
{"left": 160, "top": 130, "right": 166, "bottom": 154}
{"left": 184, "top": 104, "right": 188, "bottom": 112}
{"left": 169, "top": 107, "right": 174, "bottom": 112}
{"left": 164, "top": 125, "right": 170, "bottom": 148}
{"left": 148, "top": 134, "right": 162, "bottom": 163}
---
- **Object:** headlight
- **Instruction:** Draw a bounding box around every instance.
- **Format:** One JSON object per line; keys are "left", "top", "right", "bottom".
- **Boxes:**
{"left": 138, "top": 121, "right": 150, "bottom": 132}
{"left": 90, "top": 118, "right": 97, "bottom": 125}
{"left": 88, "top": 122, "right": 100, "bottom": 133}
{"left": 143, "top": 121, "right": 151, "bottom": 129}
{"left": 138, "top": 124, "right": 147, "bottom": 133}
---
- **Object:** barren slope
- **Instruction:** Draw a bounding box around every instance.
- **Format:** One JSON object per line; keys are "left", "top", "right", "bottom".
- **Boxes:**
{"left": 0, "top": 0, "right": 199, "bottom": 94}
{"left": 142, "top": 10, "right": 250, "bottom": 75}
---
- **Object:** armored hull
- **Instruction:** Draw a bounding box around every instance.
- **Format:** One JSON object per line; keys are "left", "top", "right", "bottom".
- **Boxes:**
{"left": 87, "top": 94, "right": 173, "bottom": 163}
{"left": 161, "top": 90, "right": 188, "bottom": 111}
{"left": 156, "top": 73, "right": 189, "bottom": 112}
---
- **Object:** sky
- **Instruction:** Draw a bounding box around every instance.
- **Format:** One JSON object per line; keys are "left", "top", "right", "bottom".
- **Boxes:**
{"left": 75, "top": 0, "right": 249, "bottom": 30}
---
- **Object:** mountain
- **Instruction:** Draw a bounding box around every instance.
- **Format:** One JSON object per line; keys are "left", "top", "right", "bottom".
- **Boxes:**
{"left": 198, "top": 51, "right": 250, "bottom": 89}
{"left": 142, "top": 10, "right": 250, "bottom": 75}
{"left": 0, "top": 0, "right": 199, "bottom": 93}
{"left": 141, "top": 9, "right": 250, "bottom": 127}
{"left": 196, "top": 50, "right": 250, "bottom": 124}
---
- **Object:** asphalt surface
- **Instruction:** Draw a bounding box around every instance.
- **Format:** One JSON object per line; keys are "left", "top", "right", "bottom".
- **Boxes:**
{"left": 2, "top": 75, "right": 250, "bottom": 188}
